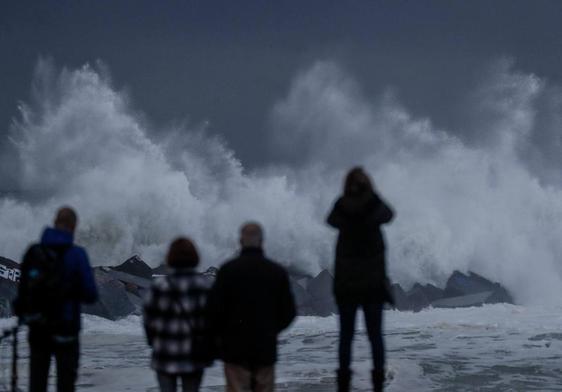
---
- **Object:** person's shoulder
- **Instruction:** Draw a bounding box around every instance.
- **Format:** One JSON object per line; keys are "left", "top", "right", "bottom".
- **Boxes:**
{"left": 66, "top": 245, "right": 89, "bottom": 263}
{"left": 178, "top": 270, "right": 214, "bottom": 289}
{"left": 151, "top": 275, "right": 170, "bottom": 292}
{"left": 23, "top": 243, "right": 41, "bottom": 256}
{"left": 217, "top": 256, "right": 241, "bottom": 273}
{"left": 191, "top": 273, "right": 214, "bottom": 291}
{"left": 201, "top": 274, "right": 214, "bottom": 289}
{"left": 331, "top": 196, "right": 344, "bottom": 209}
{"left": 369, "top": 191, "right": 383, "bottom": 205}
{"left": 21, "top": 243, "right": 41, "bottom": 265}
{"left": 264, "top": 257, "right": 289, "bottom": 277}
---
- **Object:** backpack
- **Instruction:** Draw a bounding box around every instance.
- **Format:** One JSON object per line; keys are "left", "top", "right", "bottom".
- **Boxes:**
{"left": 16, "top": 244, "right": 69, "bottom": 329}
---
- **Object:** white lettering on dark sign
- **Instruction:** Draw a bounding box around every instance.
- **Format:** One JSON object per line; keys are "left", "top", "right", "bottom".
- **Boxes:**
{"left": 0, "top": 265, "right": 20, "bottom": 282}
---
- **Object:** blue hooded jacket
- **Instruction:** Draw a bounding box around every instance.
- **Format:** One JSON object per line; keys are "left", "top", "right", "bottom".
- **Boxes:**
{"left": 29, "top": 227, "right": 98, "bottom": 334}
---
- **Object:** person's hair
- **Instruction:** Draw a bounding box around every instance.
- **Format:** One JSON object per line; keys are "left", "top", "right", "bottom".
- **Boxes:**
{"left": 343, "top": 167, "right": 374, "bottom": 196}
{"left": 166, "top": 237, "right": 200, "bottom": 268}
{"left": 54, "top": 207, "right": 78, "bottom": 233}
{"left": 239, "top": 222, "right": 264, "bottom": 248}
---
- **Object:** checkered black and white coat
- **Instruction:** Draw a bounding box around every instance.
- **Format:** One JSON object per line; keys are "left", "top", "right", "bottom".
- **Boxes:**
{"left": 143, "top": 269, "right": 213, "bottom": 374}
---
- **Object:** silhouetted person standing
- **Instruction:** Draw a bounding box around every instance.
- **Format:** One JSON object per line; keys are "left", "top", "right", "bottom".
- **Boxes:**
{"left": 15, "top": 207, "right": 98, "bottom": 392}
{"left": 144, "top": 237, "right": 214, "bottom": 392}
{"left": 327, "top": 168, "right": 394, "bottom": 392}
{"left": 207, "top": 223, "right": 296, "bottom": 392}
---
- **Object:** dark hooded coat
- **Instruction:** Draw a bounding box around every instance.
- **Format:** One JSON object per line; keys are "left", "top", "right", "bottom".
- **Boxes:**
{"left": 327, "top": 192, "right": 394, "bottom": 304}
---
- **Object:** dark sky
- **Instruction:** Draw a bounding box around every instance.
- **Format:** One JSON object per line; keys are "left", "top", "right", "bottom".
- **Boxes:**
{"left": 2, "top": 0, "right": 562, "bottom": 166}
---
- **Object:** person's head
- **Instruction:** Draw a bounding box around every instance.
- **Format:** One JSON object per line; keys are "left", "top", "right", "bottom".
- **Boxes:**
{"left": 239, "top": 222, "right": 264, "bottom": 249}
{"left": 344, "top": 167, "right": 374, "bottom": 196}
{"left": 166, "top": 237, "right": 200, "bottom": 269}
{"left": 54, "top": 207, "right": 78, "bottom": 233}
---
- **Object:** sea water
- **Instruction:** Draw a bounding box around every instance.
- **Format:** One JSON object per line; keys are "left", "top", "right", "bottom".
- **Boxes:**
{"left": 2, "top": 304, "right": 561, "bottom": 391}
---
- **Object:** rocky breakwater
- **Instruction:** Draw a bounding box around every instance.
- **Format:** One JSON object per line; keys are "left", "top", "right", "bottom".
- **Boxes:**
{"left": 0, "top": 255, "right": 514, "bottom": 320}
{"left": 289, "top": 269, "right": 514, "bottom": 315}
{"left": 0, "top": 255, "right": 157, "bottom": 321}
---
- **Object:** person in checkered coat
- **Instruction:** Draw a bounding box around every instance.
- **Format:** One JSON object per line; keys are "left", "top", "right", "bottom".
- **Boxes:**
{"left": 143, "top": 237, "right": 214, "bottom": 392}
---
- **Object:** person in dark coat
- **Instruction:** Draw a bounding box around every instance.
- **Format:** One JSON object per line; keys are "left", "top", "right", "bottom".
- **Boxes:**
{"left": 327, "top": 167, "right": 394, "bottom": 392}
{"left": 143, "top": 237, "right": 214, "bottom": 392}
{"left": 206, "top": 222, "right": 296, "bottom": 392}
{"left": 15, "top": 207, "right": 98, "bottom": 392}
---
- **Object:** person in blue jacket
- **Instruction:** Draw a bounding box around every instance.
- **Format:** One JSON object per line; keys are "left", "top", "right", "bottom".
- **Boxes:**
{"left": 15, "top": 207, "right": 98, "bottom": 392}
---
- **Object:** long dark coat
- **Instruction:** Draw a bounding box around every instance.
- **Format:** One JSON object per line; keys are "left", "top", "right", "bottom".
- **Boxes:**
{"left": 327, "top": 192, "right": 394, "bottom": 304}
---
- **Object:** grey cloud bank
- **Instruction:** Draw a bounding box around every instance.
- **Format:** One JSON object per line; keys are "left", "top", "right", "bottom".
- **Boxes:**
{"left": 3, "top": 1, "right": 562, "bottom": 167}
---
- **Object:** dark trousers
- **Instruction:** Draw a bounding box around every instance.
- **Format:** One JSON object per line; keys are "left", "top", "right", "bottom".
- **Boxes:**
{"left": 156, "top": 370, "right": 203, "bottom": 392}
{"left": 337, "top": 302, "right": 384, "bottom": 371}
{"left": 28, "top": 336, "right": 79, "bottom": 392}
